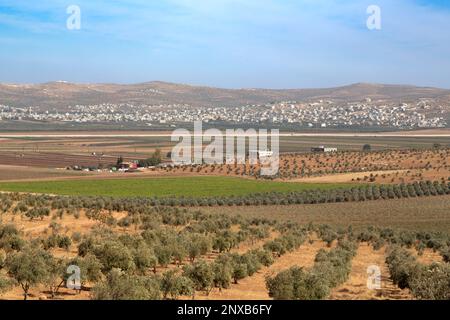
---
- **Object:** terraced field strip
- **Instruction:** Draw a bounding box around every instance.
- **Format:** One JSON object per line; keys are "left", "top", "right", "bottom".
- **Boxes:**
{"left": 201, "top": 238, "right": 326, "bottom": 300}
{"left": 330, "top": 244, "right": 412, "bottom": 300}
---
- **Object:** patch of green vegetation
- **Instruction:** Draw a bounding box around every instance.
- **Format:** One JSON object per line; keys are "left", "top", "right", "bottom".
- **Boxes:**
{"left": 0, "top": 176, "right": 351, "bottom": 198}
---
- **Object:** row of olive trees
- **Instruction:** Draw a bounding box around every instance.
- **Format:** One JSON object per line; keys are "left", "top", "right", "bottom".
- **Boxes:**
{"left": 1, "top": 218, "right": 448, "bottom": 300}
{"left": 266, "top": 239, "right": 357, "bottom": 300}
{"left": 265, "top": 223, "right": 450, "bottom": 300}
{"left": 89, "top": 226, "right": 308, "bottom": 300}
{"left": 88, "top": 248, "right": 273, "bottom": 300}
{"left": 386, "top": 246, "right": 450, "bottom": 300}
{"left": 0, "top": 241, "right": 102, "bottom": 300}
{"left": 141, "top": 180, "right": 450, "bottom": 207}
{"left": 86, "top": 223, "right": 307, "bottom": 299}
{"left": 0, "top": 201, "right": 280, "bottom": 300}
{"left": 350, "top": 225, "right": 450, "bottom": 260}
{"left": 3, "top": 181, "right": 448, "bottom": 212}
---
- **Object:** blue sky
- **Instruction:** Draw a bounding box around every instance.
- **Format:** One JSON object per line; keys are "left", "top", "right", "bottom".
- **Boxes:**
{"left": 0, "top": 0, "right": 450, "bottom": 88}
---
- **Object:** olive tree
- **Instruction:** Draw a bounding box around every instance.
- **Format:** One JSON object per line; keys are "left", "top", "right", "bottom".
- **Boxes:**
{"left": 161, "top": 270, "right": 194, "bottom": 300}
{"left": 44, "top": 256, "right": 66, "bottom": 299}
{"left": 92, "top": 269, "right": 161, "bottom": 300}
{"left": 231, "top": 262, "right": 247, "bottom": 284}
{"left": 212, "top": 256, "right": 233, "bottom": 291}
{"left": 266, "top": 266, "right": 329, "bottom": 300}
{"left": 182, "top": 260, "right": 214, "bottom": 296}
{"left": 187, "top": 234, "right": 211, "bottom": 262}
{"left": 0, "top": 276, "right": 15, "bottom": 294}
{"left": 93, "top": 240, "right": 135, "bottom": 273}
{"left": 5, "top": 248, "right": 49, "bottom": 300}
{"left": 154, "top": 245, "right": 172, "bottom": 268}
{"left": 66, "top": 254, "right": 103, "bottom": 292}
{"left": 132, "top": 244, "right": 157, "bottom": 274}
{"left": 409, "top": 263, "right": 450, "bottom": 300}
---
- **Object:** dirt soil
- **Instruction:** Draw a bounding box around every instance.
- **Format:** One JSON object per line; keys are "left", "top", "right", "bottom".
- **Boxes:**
{"left": 330, "top": 244, "right": 412, "bottom": 300}
{"left": 199, "top": 239, "right": 326, "bottom": 300}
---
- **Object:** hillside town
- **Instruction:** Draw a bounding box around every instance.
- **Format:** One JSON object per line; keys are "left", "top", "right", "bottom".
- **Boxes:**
{"left": 0, "top": 99, "right": 447, "bottom": 129}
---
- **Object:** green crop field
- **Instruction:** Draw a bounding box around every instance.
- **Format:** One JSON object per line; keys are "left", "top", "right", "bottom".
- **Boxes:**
{"left": 0, "top": 176, "right": 352, "bottom": 198}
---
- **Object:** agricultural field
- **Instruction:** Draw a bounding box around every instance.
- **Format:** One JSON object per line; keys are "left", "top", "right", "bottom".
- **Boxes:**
{"left": 3, "top": 0, "right": 450, "bottom": 306}
{"left": 0, "top": 176, "right": 352, "bottom": 198}
{"left": 161, "top": 148, "right": 450, "bottom": 184}
{"left": 277, "top": 134, "right": 450, "bottom": 152}
{"left": 0, "top": 193, "right": 448, "bottom": 301}
{"left": 0, "top": 135, "right": 170, "bottom": 168}
{"left": 0, "top": 132, "right": 448, "bottom": 186}
{"left": 203, "top": 195, "right": 450, "bottom": 232}
{"left": 0, "top": 165, "right": 92, "bottom": 181}
{"left": 0, "top": 132, "right": 449, "bottom": 301}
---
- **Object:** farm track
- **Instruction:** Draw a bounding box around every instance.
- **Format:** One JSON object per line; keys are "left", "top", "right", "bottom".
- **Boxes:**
{"left": 199, "top": 238, "right": 326, "bottom": 300}
{"left": 197, "top": 241, "right": 414, "bottom": 300}
{"left": 330, "top": 244, "right": 412, "bottom": 300}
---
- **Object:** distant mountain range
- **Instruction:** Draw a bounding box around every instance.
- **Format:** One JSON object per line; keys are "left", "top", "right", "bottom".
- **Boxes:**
{"left": 1, "top": 81, "right": 450, "bottom": 109}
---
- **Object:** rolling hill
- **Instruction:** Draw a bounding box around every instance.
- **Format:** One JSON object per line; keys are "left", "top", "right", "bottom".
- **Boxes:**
{"left": 1, "top": 81, "right": 450, "bottom": 109}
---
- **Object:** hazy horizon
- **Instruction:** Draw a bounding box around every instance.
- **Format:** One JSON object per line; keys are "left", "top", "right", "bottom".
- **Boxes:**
{"left": 2, "top": 80, "right": 450, "bottom": 91}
